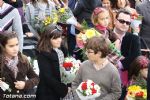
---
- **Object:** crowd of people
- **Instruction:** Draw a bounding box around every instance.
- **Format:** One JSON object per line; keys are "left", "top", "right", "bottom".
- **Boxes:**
{"left": 0, "top": 0, "right": 150, "bottom": 100}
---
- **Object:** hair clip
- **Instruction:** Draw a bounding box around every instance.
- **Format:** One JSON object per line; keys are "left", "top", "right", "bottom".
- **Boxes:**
{"left": 51, "top": 25, "right": 62, "bottom": 34}
{"left": 138, "top": 56, "right": 149, "bottom": 69}
{"left": 93, "top": 7, "right": 104, "bottom": 16}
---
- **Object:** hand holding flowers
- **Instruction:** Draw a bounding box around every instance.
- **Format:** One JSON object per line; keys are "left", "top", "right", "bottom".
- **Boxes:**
{"left": 76, "top": 80, "right": 101, "bottom": 100}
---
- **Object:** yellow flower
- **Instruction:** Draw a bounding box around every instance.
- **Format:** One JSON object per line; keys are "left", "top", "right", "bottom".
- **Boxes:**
{"left": 85, "top": 29, "right": 96, "bottom": 38}
{"left": 59, "top": 8, "right": 65, "bottom": 13}
{"left": 128, "top": 85, "right": 141, "bottom": 92}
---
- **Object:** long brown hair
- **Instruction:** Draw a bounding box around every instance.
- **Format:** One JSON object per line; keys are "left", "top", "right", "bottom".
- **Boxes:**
{"left": 37, "top": 24, "right": 63, "bottom": 53}
{"left": 0, "top": 31, "right": 29, "bottom": 77}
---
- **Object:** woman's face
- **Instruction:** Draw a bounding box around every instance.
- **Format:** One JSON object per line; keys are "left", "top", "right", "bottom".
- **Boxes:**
{"left": 117, "top": 0, "right": 127, "bottom": 8}
{"left": 140, "top": 68, "right": 148, "bottom": 79}
{"left": 50, "top": 37, "right": 62, "bottom": 48}
{"left": 102, "top": 0, "right": 111, "bottom": 9}
{"left": 4, "top": 38, "right": 19, "bottom": 58}
{"left": 85, "top": 49, "right": 101, "bottom": 62}
{"left": 97, "top": 11, "right": 110, "bottom": 27}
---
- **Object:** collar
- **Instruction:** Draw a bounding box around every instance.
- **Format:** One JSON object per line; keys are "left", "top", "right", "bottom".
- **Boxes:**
{"left": 0, "top": 3, "right": 10, "bottom": 13}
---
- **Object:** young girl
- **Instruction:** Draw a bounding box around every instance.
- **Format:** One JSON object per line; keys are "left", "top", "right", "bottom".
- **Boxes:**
{"left": 0, "top": 31, "right": 39, "bottom": 100}
{"left": 91, "top": 7, "right": 117, "bottom": 42}
{"left": 35, "top": 24, "right": 70, "bottom": 100}
{"left": 128, "top": 55, "right": 149, "bottom": 88}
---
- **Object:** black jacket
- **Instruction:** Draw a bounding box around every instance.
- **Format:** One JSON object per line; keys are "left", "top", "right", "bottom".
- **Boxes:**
{"left": 35, "top": 48, "right": 68, "bottom": 100}
{"left": 73, "top": 0, "right": 101, "bottom": 25}
{"left": 121, "top": 33, "right": 141, "bottom": 70}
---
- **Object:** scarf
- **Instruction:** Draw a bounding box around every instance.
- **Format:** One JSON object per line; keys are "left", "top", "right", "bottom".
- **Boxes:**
{"left": 95, "top": 24, "right": 107, "bottom": 32}
{"left": 5, "top": 56, "right": 19, "bottom": 78}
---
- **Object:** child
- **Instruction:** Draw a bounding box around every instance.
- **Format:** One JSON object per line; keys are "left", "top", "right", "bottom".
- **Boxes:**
{"left": 35, "top": 24, "right": 71, "bottom": 100}
{"left": 0, "top": 31, "right": 39, "bottom": 100}
{"left": 128, "top": 55, "right": 149, "bottom": 88}
{"left": 91, "top": 7, "right": 117, "bottom": 42}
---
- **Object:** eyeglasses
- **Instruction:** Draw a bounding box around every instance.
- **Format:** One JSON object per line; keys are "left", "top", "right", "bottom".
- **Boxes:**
{"left": 51, "top": 25, "right": 62, "bottom": 34}
{"left": 117, "top": 19, "right": 131, "bottom": 25}
{"left": 85, "top": 50, "right": 94, "bottom": 54}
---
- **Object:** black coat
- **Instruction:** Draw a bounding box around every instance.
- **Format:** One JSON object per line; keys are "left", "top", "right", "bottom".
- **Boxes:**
{"left": 73, "top": 0, "right": 101, "bottom": 25}
{"left": 121, "top": 33, "right": 141, "bottom": 70}
{"left": 35, "top": 48, "right": 68, "bottom": 100}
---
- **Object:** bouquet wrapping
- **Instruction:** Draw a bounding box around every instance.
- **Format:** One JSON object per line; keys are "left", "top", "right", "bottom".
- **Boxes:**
{"left": 60, "top": 57, "right": 81, "bottom": 84}
{"left": 126, "top": 85, "right": 147, "bottom": 100}
{"left": 76, "top": 80, "right": 101, "bottom": 100}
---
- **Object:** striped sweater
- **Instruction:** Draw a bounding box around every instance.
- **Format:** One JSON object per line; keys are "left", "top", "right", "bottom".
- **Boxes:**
{"left": 0, "top": 3, "right": 23, "bottom": 51}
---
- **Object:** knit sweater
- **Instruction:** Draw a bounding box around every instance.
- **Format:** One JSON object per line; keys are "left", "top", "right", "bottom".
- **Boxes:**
{"left": 0, "top": 3, "right": 23, "bottom": 51}
{"left": 72, "top": 60, "right": 121, "bottom": 100}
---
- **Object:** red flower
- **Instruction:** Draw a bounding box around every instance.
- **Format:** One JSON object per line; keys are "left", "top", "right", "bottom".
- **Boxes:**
{"left": 81, "top": 82, "right": 87, "bottom": 90}
{"left": 91, "top": 88, "right": 97, "bottom": 94}
{"left": 135, "top": 91, "right": 144, "bottom": 97}
{"left": 91, "top": 82, "right": 95, "bottom": 87}
{"left": 63, "top": 62, "right": 73, "bottom": 68}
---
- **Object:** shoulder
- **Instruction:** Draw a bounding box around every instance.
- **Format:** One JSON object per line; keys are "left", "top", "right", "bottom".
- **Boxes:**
{"left": 80, "top": 60, "right": 92, "bottom": 69}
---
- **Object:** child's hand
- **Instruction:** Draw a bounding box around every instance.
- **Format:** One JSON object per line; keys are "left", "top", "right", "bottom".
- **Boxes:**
{"left": 14, "top": 81, "right": 25, "bottom": 90}
{"left": 25, "top": 32, "right": 34, "bottom": 37}
{"left": 11, "top": 0, "right": 16, "bottom": 2}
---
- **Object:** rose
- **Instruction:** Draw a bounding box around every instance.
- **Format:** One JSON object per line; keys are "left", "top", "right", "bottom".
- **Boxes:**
{"left": 81, "top": 82, "right": 87, "bottom": 90}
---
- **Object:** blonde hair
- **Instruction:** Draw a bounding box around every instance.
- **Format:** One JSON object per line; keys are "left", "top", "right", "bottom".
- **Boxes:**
{"left": 91, "top": 7, "right": 109, "bottom": 25}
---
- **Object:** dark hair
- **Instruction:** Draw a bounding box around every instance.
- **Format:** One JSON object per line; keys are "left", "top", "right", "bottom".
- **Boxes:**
{"left": 110, "top": 0, "right": 129, "bottom": 9}
{"left": 0, "top": 31, "right": 18, "bottom": 77}
{"left": 37, "top": 24, "right": 63, "bottom": 52}
{"left": 85, "top": 36, "right": 111, "bottom": 58}
{"left": 116, "top": 9, "right": 131, "bottom": 19}
{"left": 128, "top": 56, "right": 149, "bottom": 80}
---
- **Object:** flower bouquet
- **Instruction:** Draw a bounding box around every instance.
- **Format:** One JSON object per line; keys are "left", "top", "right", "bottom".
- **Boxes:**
{"left": 60, "top": 57, "right": 81, "bottom": 84}
{"left": 107, "top": 43, "right": 124, "bottom": 65}
{"left": 34, "top": 16, "right": 54, "bottom": 35}
{"left": 130, "top": 13, "right": 143, "bottom": 35}
{"left": 76, "top": 28, "right": 101, "bottom": 49}
{"left": 76, "top": 80, "right": 101, "bottom": 100}
{"left": 56, "top": 7, "right": 77, "bottom": 25}
{"left": 126, "top": 85, "right": 147, "bottom": 100}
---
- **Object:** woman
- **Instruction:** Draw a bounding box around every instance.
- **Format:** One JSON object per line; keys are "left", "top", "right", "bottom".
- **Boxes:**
{"left": 25, "top": 0, "right": 56, "bottom": 37}
{"left": 72, "top": 36, "right": 121, "bottom": 100}
{"left": 35, "top": 24, "right": 69, "bottom": 100}
{"left": 0, "top": 31, "right": 39, "bottom": 100}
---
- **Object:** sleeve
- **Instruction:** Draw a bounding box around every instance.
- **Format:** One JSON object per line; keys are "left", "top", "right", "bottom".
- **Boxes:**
{"left": 37, "top": 53, "right": 68, "bottom": 98}
{"left": 101, "top": 68, "right": 122, "bottom": 100}
{"left": 72, "top": 64, "right": 83, "bottom": 100}
{"left": 24, "top": 5, "right": 39, "bottom": 38}
{"left": 135, "top": 4, "right": 143, "bottom": 15}
{"left": 73, "top": 0, "right": 84, "bottom": 17}
{"left": 121, "top": 35, "right": 141, "bottom": 70}
{"left": 12, "top": 8, "right": 24, "bottom": 52}
{"left": 24, "top": 60, "right": 39, "bottom": 89}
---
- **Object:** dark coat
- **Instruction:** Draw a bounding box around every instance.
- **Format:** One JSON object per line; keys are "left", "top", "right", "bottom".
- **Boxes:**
{"left": 121, "top": 33, "right": 141, "bottom": 70}
{"left": 147, "top": 64, "right": 150, "bottom": 100}
{"left": 136, "top": 1, "right": 150, "bottom": 48}
{"left": 73, "top": 0, "right": 101, "bottom": 25}
{"left": 0, "top": 53, "right": 39, "bottom": 100}
{"left": 35, "top": 48, "right": 68, "bottom": 100}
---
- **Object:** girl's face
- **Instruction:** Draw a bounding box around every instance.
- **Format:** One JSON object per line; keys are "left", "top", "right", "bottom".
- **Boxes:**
{"left": 102, "top": 0, "right": 111, "bottom": 9}
{"left": 117, "top": 0, "right": 127, "bottom": 8}
{"left": 50, "top": 37, "right": 62, "bottom": 48}
{"left": 97, "top": 11, "right": 110, "bottom": 27}
{"left": 140, "top": 68, "right": 148, "bottom": 79}
{"left": 4, "top": 38, "right": 19, "bottom": 58}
